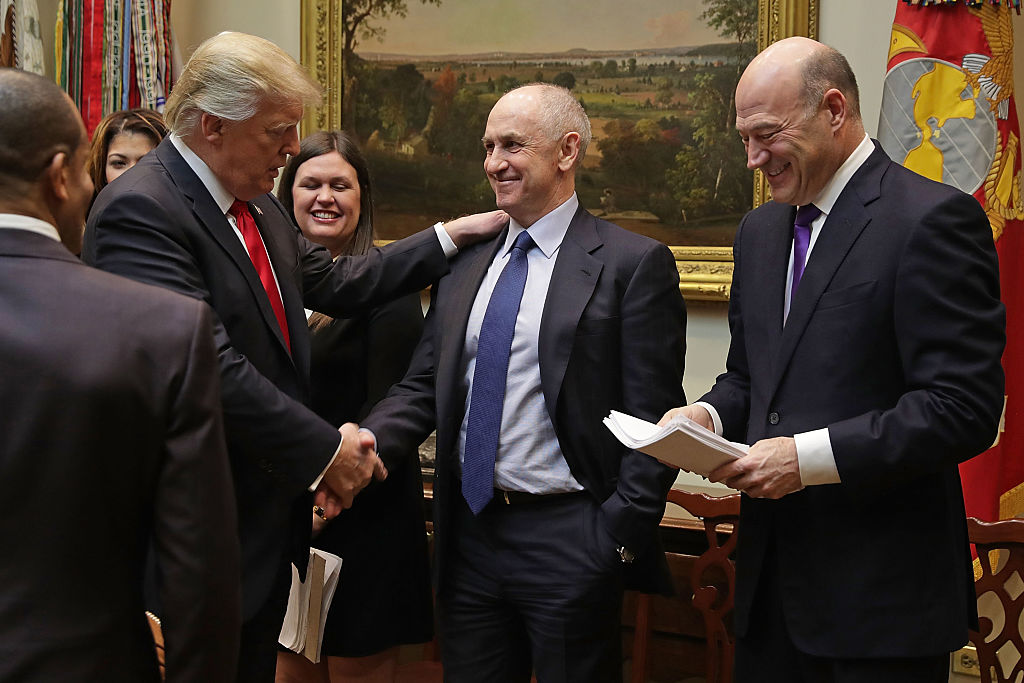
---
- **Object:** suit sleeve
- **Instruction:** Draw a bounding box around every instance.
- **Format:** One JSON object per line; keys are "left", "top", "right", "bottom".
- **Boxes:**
{"left": 155, "top": 300, "right": 242, "bottom": 683}
{"left": 828, "top": 191, "right": 1005, "bottom": 491}
{"left": 361, "top": 282, "right": 444, "bottom": 468}
{"left": 86, "top": 190, "right": 340, "bottom": 493}
{"left": 355, "top": 293, "right": 426, "bottom": 477}
{"left": 700, "top": 216, "right": 752, "bottom": 442}
{"left": 298, "top": 215, "right": 449, "bottom": 318}
{"left": 601, "top": 242, "right": 687, "bottom": 553}
{"left": 358, "top": 293, "right": 425, "bottom": 420}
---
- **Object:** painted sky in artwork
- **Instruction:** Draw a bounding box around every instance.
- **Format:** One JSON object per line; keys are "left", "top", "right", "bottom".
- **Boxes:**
{"left": 358, "top": 0, "right": 727, "bottom": 56}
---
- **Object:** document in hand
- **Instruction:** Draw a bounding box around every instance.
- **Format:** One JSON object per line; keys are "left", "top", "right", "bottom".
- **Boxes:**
{"left": 603, "top": 410, "right": 748, "bottom": 476}
{"left": 278, "top": 548, "right": 342, "bottom": 663}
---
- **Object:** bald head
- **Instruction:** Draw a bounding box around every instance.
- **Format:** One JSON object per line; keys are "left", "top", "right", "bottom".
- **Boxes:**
{"left": 0, "top": 69, "right": 86, "bottom": 196}
{"left": 741, "top": 37, "right": 861, "bottom": 123}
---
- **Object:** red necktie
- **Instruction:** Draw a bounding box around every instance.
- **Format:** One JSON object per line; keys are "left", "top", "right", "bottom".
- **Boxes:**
{"left": 229, "top": 200, "right": 291, "bottom": 351}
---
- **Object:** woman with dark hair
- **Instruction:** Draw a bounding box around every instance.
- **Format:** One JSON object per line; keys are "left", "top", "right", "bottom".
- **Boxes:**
{"left": 275, "top": 130, "right": 433, "bottom": 683}
{"left": 87, "top": 108, "right": 167, "bottom": 197}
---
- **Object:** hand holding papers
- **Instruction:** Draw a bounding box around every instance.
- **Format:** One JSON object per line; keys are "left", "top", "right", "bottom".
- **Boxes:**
{"left": 603, "top": 410, "right": 748, "bottom": 476}
{"left": 279, "top": 548, "right": 342, "bottom": 663}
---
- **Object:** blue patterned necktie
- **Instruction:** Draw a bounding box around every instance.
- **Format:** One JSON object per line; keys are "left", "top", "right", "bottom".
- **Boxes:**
{"left": 462, "top": 230, "right": 536, "bottom": 515}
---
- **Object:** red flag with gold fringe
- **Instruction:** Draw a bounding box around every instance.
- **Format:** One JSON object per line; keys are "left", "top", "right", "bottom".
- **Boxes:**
{"left": 878, "top": 0, "right": 1023, "bottom": 523}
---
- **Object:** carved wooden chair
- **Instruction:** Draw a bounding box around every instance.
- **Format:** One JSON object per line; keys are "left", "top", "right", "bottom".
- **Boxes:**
{"left": 146, "top": 611, "right": 165, "bottom": 680}
{"left": 629, "top": 490, "right": 741, "bottom": 683}
{"left": 968, "top": 516, "right": 1024, "bottom": 683}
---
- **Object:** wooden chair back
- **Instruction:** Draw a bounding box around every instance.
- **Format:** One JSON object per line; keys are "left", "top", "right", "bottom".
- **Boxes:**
{"left": 968, "top": 516, "right": 1024, "bottom": 683}
{"left": 629, "top": 490, "right": 741, "bottom": 683}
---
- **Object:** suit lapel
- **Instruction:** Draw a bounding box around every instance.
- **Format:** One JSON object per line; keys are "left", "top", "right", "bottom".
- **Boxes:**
{"left": 769, "top": 146, "right": 886, "bottom": 392}
{"left": 157, "top": 140, "right": 294, "bottom": 360}
{"left": 753, "top": 204, "right": 794, "bottom": 369}
{"left": 248, "top": 198, "right": 299, "bottom": 362}
{"left": 539, "top": 208, "right": 602, "bottom": 424}
{"left": 435, "top": 230, "right": 507, "bottom": 434}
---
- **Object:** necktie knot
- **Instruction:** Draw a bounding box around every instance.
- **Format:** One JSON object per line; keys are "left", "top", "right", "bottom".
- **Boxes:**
{"left": 229, "top": 200, "right": 249, "bottom": 220}
{"left": 795, "top": 203, "right": 821, "bottom": 229}
{"left": 512, "top": 230, "right": 536, "bottom": 254}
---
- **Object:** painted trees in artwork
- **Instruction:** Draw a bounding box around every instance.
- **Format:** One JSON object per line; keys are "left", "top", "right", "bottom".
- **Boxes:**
{"left": 339, "top": 0, "right": 761, "bottom": 243}
{"left": 341, "top": 0, "right": 441, "bottom": 128}
{"left": 667, "top": 0, "right": 757, "bottom": 220}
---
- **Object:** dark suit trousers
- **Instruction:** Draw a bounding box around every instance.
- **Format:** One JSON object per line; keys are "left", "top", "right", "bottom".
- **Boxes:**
{"left": 735, "top": 541, "right": 949, "bottom": 683}
{"left": 439, "top": 493, "right": 624, "bottom": 683}
{"left": 237, "top": 555, "right": 292, "bottom": 683}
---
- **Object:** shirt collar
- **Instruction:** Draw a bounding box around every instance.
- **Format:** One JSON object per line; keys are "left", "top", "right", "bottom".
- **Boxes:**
{"left": 809, "top": 134, "right": 874, "bottom": 216}
{"left": 169, "top": 133, "right": 237, "bottom": 214}
{"left": 504, "top": 193, "right": 578, "bottom": 259}
{"left": 0, "top": 213, "right": 61, "bottom": 242}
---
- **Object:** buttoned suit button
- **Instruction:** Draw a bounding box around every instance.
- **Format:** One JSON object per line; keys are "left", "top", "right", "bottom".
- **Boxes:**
{"left": 768, "top": 412, "right": 780, "bottom": 425}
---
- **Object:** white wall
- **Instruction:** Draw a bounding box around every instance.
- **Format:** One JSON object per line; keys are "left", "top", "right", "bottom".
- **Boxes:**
{"left": 819, "top": 3, "right": 895, "bottom": 137}
{"left": 169, "top": 0, "right": 299, "bottom": 61}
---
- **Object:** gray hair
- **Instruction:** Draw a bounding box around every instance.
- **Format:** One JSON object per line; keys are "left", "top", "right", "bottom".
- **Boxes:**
{"left": 801, "top": 44, "right": 861, "bottom": 122}
{"left": 512, "top": 83, "right": 592, "bottom": 162}
{"left": 165, "top": 31, "right": 322, "bottom": 136}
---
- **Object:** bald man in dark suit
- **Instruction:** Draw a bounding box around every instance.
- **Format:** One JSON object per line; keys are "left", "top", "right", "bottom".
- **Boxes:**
{"left": 661, "top": 38, "right": 1005, "bottom": 683}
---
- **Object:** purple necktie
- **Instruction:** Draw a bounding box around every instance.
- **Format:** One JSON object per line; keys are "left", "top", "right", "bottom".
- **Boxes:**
{"left": 791, "top": 204, "right": 821, "bottom": 302}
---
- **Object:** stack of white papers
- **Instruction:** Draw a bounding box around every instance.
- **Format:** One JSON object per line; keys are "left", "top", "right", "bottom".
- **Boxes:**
{"left": 278, "top": 548, "right": 342, "bottom": 663}
{"left": 603, "top": 410, "right": 748, "bottom": 476}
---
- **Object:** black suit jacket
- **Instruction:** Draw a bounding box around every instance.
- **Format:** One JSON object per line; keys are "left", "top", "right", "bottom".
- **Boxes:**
{"left": 702, "top": 143, "right": 1006, "bottom": 657}
{"left": 82, "top": 138, "right": 449, "bottom": 618}
{"left": 0, "top": 229, "right": 239, "bottom": 682}
{"left": 363, "top": 207, "right": 687, "bottom": 594}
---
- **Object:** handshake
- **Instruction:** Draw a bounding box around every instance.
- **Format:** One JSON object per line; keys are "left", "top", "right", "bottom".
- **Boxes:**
{"left": 314, "top": 422, "right": 387, "bottom": 519}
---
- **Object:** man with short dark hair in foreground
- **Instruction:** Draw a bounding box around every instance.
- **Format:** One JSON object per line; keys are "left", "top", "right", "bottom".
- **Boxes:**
{"left": 0, "top": 67, "right": 240, "bottom": 682}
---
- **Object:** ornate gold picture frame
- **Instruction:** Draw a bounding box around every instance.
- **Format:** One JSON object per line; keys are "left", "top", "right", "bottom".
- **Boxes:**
{"left": 300, "top": 0, "right": 818, "bottom": 301}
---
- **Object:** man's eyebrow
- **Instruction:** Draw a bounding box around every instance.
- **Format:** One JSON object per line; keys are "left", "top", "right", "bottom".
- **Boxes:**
{"left": 483, "top": 130, "right": 525, "bottom": 143}
{"left": 737, "top": 121, "right": 780, "bottom": 134}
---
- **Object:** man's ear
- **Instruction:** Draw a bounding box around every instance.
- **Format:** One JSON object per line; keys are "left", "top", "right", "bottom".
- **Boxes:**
{"left": 200, "top": 112, "right": 226, "bottom": 145}
{"left": 43, "top": 151, "right": 71, "bottom": 202}
{"left": 823, "top": 88, "right": 847, "bottom": 130}
{"left": 557, "top": 131, "right": 581, "bottom": 171}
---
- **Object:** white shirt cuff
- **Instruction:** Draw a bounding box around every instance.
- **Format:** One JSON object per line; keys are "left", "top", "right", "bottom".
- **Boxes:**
{"left": 694, "top": 401, "right": 724, "bottom": 436}
{"left": 309, "top": 436, "right": 343, "bottom": 491}
{"left": 308, "top": 428, "right": 381, "bottom": 491}
{"left": 433, "top": 222, "right": 458, "bottom": 258}
{"left": 794, "top": 428, "right": 841, "bottom": 486}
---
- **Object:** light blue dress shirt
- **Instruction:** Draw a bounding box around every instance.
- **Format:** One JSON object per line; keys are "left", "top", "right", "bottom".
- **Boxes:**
{"left": 457, "top": 194, "right": 584, "bottom": 494}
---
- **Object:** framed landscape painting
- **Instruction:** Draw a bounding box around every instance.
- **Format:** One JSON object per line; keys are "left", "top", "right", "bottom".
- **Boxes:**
{"left": 301, "top": 0, "right": 819, "bottom": 300}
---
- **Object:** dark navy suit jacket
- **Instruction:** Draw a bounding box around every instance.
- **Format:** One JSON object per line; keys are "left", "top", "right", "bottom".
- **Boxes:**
{"left": 703, "top": 143, "right": 1005, "bottom": 657}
